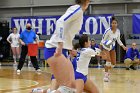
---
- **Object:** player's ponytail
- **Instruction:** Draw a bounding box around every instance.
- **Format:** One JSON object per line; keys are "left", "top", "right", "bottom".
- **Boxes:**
{"left": 75, "top": 0, "right": 89, "bottom": 5}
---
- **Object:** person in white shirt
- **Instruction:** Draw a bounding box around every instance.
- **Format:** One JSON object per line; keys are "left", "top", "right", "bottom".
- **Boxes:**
{"left": 43, "top": 0, "right": 90, "bottom": 93}
{"left": 74, "top": 34, "right": 99, "bottom": 93}
{"left": 7, "top": 27, "right": 20, "bottom": 66}
{"left": 100, "top": 17, "right": 127, "bottom": 82}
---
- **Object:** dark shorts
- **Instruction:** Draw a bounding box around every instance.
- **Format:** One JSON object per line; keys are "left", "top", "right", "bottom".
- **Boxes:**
{"left": 44, "top": 48, "right": 68, "bottom": 60}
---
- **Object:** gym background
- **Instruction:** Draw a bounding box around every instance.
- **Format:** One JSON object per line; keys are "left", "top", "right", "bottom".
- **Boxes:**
{"left": 0, "top": 0, "right": 140, "bottom": 63}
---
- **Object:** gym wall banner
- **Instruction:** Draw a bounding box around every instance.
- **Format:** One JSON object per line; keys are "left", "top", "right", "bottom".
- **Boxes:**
{"left": 133, "top": 14, "right": 140, "bottom": 34}
{"left": 11, "top": 14, "right": 112, "bottom": 35}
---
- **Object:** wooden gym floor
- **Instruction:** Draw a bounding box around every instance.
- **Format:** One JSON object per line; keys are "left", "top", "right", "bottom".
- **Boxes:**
{"left": 0, "top": 65, "right": 140, "bottom": 93}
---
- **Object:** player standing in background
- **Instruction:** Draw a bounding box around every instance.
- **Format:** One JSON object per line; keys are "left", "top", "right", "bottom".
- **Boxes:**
{"left": 7, "top": 27, "right": 20, "bottom": 66}
{"left": 100, "top": 16, "right": 127, "bottom": 82}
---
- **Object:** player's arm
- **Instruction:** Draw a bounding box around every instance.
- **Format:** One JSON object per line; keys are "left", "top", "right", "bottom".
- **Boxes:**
{"left": 83, "top": 48, "right": 97, "bottom": 57}
{"left": 61, "top": 5, "right": 82, "bottom": 24}
{"left": 7, "top": 34, "right": 12, "bottom": 44}
{"left": 55, "top": 6, "right": 82, "bottom": 42}
{"left": 33, "top": 32, "right": 38, "bottom": 44}
{"left": 117, "top": 31, "right": 127, "bottom": 50}
{"left": 100, "top": 30, "right": 110, "bottom": 46}
{"left": 54, "top": 42, "right": 63, "bottom": 57}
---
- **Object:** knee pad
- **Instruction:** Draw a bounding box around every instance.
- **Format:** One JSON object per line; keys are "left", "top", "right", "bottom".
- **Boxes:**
{"left": 105, "top": 62, "right": 111, "bottom": 67}
{"left": 57, "top": 86, "right": 75, "bottom": 93}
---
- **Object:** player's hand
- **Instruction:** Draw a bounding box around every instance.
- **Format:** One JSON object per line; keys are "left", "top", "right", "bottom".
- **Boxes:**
{"left": 33, "top": 41, "right": 39, "bottom": 44}
{"left": 123, "top": 46, "right": 128, "bottom": 50}
{"left": 21, "top": 41, "right": 25, "bottom": 46}
{"left": 54, "top": 47, "right": 62, "bottom": 57}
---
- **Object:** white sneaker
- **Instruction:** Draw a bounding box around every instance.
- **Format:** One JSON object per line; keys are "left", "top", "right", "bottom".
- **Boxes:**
{"left": 36, "top": 69, "right": 41, "bottom": 72}
{"left": 17, "top": 69, "right": 20, "bottom": 74}
{"left": 103, "top": 72, "right": 110, "bottom": 82}
{"left": 36, "top": 69, "right": 41, "bottom": 74}
{"left": 32, "top": 88, "right": 43, "bottom": 93}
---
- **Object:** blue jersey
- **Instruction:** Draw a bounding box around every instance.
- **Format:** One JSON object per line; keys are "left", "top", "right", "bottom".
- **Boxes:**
{"left": 20, "top": 29, "right": 36, "bottom": 45}
{"left": 91, "top": 43, "right": 99, "bottom": 50}
{"left": 71, "top": 57, "right": 77, "bottom": 71}
{"left": 124, "top": 48, "right": 140, "bottom": 61}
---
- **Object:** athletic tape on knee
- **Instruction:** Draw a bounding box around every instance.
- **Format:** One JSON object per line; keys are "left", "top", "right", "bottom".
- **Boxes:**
{"left": 105, "top": 62, "right": 111, "bottom": 67}
{"left": 57, "top": 86, "right": 75, "bottom": 93}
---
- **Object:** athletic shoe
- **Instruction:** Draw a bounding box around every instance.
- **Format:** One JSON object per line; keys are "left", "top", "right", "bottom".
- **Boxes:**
{"left": 36, "top": 69, "right": 41, "bottom": 72}
{"left": 126, "top": 67, "right": 130, "bottom": 70}
{"left": 103, "top": 72, "right": 110, "bottom": 82}
{"left": 129, "top": 65, "right": 137, "bottom": 70}
{"left": 17, "top": 69, "right": 20, "bottom": 74}
{"left": 32, "top": 88, "right": 43, "bottom": 93}
{"left": 36, "top": 69, "right": 41, "bottom": 75}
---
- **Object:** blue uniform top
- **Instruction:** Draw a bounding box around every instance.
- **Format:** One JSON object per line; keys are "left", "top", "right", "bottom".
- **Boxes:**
{"left": 71, "top": 57, "right": 77, "bottom": 71}
{"left": 124, "top": 48, "right": 140, "bottom": 61}
{"left": 20, "top": 29, "right": 36, "bottom": 45}
{"left": 91, "top": 43, "right": 99, "bottom": 50}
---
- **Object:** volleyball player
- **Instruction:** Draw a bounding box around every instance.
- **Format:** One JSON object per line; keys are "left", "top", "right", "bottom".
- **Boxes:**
{"left": 7, "top": 27, "right": 20, "bottom": 66}
{"left": 100, "top": 16, "right": 127, "bottom": 82}
{"left": 43, "top": 0, "right": 90, "bottom": 93}
{"left": 74, "top": 34, "right": 99, "bottom": 93}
